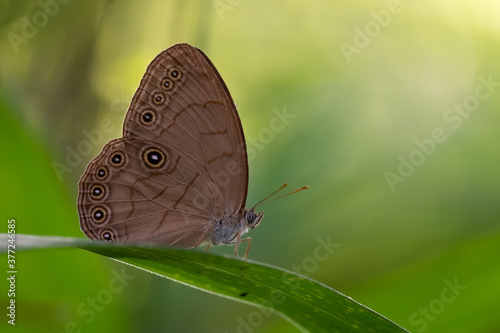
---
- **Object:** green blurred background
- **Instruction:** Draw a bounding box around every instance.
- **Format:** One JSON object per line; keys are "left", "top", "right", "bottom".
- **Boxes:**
{"left": 1, "top": 1, "right": 499, "bottom": 332}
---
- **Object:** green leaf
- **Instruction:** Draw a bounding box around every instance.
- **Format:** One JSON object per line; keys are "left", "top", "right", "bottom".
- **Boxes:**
{"left": 1, "top": 234, "right": 409, "bottom": 333}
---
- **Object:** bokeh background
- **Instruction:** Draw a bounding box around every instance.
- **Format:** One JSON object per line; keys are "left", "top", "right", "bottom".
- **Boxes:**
{"left": 1, "top": 1, "right": 499, "bottom": 332}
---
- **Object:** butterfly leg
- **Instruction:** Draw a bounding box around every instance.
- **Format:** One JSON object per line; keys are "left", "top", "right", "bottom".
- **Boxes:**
{"left": 233, "top": 231, "right": 251, "bottom": 259}
{"left": 240, "top": 237, "right": 251, "bottom": 259}
{"left": 205, "top": 244, "right": 211, "bottom": 252}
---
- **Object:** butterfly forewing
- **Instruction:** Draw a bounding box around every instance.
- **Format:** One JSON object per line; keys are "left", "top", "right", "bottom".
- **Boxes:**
{"left": 122, "top": 44, "right": 248, "bottom": 215}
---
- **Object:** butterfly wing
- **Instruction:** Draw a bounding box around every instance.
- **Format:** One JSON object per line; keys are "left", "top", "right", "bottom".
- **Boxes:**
{"left": 78, "top": 137, "right": 219, "bottom": 246}
{"left": 78, "top": 44, "right": 248, "bottom": 246}
{"left": 122, "top": 43, "right": 248, "bottom": 216}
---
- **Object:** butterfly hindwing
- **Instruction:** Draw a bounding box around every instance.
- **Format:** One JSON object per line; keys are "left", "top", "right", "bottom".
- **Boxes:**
{"left": 78, "top": 137, "right": 219, "bottom": 246}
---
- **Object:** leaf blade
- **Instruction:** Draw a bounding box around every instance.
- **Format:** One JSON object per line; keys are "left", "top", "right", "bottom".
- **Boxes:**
{"left": 1, "top": 234, "right": 410, "bottom": 332}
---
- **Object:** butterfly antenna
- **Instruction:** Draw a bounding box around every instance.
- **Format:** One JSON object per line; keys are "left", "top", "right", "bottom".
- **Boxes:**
{"left": 253, "top": 184, "right": 309, "bottom": 209}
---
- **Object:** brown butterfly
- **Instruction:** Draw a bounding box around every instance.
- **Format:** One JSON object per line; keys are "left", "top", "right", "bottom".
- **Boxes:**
{"left": 77, "top": 43, "right": 306, "bottom": 258}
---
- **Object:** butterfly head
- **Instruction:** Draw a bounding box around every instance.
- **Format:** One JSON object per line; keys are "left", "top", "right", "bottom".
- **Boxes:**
{"left": 245, "top": 209, "right": 264, "bottom": 230}
{"left": 246, "top": 184, "right": 309, "bottom": 231}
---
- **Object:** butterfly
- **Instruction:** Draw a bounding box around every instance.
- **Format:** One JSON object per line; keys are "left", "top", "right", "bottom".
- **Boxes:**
{"left": 77, "top": 43, "right": 307, "bottom": 258}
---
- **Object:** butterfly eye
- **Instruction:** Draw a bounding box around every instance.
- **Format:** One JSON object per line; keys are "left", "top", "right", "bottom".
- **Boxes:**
{"left": 100, "top": 229, "right": 115, "bottom": 242}
{"left": 246, "top": 211, "right": 256, "bottom": 224}
{"left": 153, "top": 93, "right": 165, "bottom": 105}
{"left": 91, "top": 206, "right": 109, "bottom": 224}
{"left": 143, "top": 148, "right": 166, "bottom": 168}
{"left": 95, "top": 166, "right": 108, "bottom": 180}
{"left": 169, "top": 68, "right": 181, "bottom": 80}
{"left": 90, "top": 184, "right": 106, "bottom": 200}
{"left": 140, "top": 110, "right": 156, "bottom": 125}
{"left": 161, "top": 79, "right": 173, "bottom": 91}
{"left": 109, "top": 152, "right": 125, "bottom": 167}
